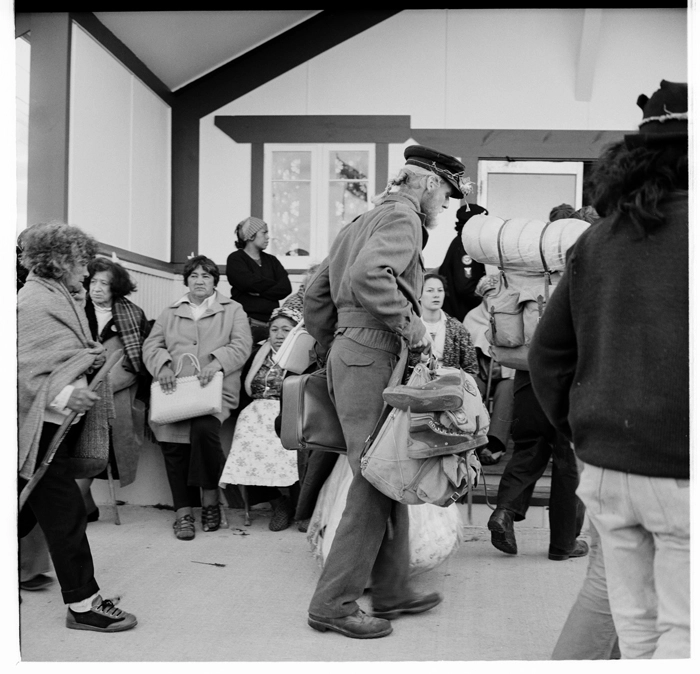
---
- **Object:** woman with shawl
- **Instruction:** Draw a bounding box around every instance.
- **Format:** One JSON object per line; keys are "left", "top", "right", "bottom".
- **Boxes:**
{"left": 17, "top": 222, "right": 137, "bottom": 632}
{"left": 77, "top": 256, "right": 151, "bottom": 521}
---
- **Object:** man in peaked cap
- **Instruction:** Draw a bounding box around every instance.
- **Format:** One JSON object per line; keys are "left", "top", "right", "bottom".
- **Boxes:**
{"left": 529, "top": 80, "right": 689, "bottom": 658}
{"left": 302, "top": 145, "right": 471, "bottom": 639}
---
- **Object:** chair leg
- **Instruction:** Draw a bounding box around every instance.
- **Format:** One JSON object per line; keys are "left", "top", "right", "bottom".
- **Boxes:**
{"left": 218, "top": 487, "right": 229, "bottom": 528}
{"left": 106, "top": 463, "right": 120, "bottom": 525}
{"left": 238, "top": 485, "right": 251, "bottom": 526}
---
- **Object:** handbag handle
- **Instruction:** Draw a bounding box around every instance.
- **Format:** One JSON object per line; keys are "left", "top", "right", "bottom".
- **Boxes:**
{"left": 174, "top": 353, "right": 201, "bottom": 377}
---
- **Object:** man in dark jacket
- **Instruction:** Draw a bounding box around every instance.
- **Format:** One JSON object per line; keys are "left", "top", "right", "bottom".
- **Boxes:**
{"left": 303, "top": 145, "right": 471, "bottom": 639}
{"left": 529, "top": 80, "right": 689, "bottom": 659}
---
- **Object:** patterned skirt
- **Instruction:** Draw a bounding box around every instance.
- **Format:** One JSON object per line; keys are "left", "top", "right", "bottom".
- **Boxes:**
{"left": 219, "top": 398, "right": 299, "bottom": 487}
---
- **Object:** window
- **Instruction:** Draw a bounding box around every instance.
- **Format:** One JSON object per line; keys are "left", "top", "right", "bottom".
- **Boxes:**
{"left": 263, "top": 144, "right": 375, "bottom": 268}
{"left": 477, "top": 160, "right": 584, "bottom": 223}
{"left": 16, "top": 36, "right": 31, "bottom": 235}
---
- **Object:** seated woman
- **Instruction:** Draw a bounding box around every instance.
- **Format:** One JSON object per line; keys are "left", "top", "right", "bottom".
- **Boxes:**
{"left": 143, "top": 255, "right": 253, "bottom": 540}
{"left": 77, "top": 257, "right": 151, "bottom": 520}
{"left": 226, "top": 217, "right": 292, "bottom": 344}
{"left": 463, "top": 274, "right": 515, "bottom": 465}
{"left": 219, "top": 306, "right": 302, "bottom": 531}
{"left": 419, "top": 273, "right": 478, "bottom": 376}
{"left": 18, "top": 222, "right": 136, "bottom": 632}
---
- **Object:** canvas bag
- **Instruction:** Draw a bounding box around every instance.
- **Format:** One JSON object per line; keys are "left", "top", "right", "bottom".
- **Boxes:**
{"left": 149, "top": 353, "right": 223, "bottom": 425}
{"left": 360, "top": 349, "right": 481, "bottom": 507}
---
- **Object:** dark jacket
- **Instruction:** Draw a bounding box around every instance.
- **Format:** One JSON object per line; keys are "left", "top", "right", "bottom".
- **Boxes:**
{"left": 226, "top": 249, "right": 292, "bottom": 323}
{"left": 528, "top": 192, "right": 689, "bottom": 479}
{"left": 438, "top": 230, "right": 486, "bottom": 322}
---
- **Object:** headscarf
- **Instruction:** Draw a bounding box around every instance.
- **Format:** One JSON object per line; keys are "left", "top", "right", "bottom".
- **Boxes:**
{"left": 236, "top": 217, "right": 267, "bottom": 243}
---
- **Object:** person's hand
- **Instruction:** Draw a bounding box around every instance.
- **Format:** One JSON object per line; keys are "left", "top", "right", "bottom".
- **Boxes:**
{"left": 198, "top": 361, "right": 222, "bottom": 387}
{"left": 88, "top": 345, "right": 106, "bottom": 370}
{"left": 158, "top": 365, "right": 177, "bottom": 394}
{"left": 408, "top": 334, "right": 432, "bottom": 354}
{"left": 65, "top": 389, "right": 100, "bottom": 413}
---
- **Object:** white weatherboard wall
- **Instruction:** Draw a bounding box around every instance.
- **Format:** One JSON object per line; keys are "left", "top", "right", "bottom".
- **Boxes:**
{"left": 199, "top": 8, "right": 687, "bottom": 266}
{"left": 68, "top": 23, "right": 171, "bottom": 260}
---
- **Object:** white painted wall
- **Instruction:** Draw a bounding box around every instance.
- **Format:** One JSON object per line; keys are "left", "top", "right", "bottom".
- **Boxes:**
{"left": 68, "top": 23, "right": 171, "bottom": 260}
{"left": 199, "top": 8, "right": 687, "bottom": 266}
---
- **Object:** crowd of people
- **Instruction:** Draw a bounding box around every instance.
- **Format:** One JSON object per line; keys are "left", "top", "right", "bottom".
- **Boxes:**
{"left": 16, "top": 80, "right": 689, "bottom": 658}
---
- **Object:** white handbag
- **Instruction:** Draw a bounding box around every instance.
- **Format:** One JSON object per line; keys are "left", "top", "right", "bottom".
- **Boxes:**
{"left": 150, "top": 353, "right": 223, "bottom": 425}
{"left": 272, "top": 320, "right": 316, "bottom": 374}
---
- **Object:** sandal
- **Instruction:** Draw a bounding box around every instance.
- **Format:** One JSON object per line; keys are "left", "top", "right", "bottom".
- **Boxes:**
{"left": 201, "top": 505, "right": 221, "bottom": 532}
{"left": 477, "top": 447, "right": 504, "bottom": 466}
{"left": 173, "top": 514, "right": 195, "bottom": 540}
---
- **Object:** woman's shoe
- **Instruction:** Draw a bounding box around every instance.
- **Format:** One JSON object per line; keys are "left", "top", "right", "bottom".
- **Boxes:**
{"left": 269, "top": 498, "right": 293, "bottom": 531}
{"left": 173, "top": 514, "right": 195, "bottom": 540}
{"left": 201, "top": 505, "right": 221, "bottom": 532}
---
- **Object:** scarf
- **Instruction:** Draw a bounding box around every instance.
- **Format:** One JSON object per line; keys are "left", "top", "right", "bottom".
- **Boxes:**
{"left": 111, "top": 297, "right": 150, "bottom": 373}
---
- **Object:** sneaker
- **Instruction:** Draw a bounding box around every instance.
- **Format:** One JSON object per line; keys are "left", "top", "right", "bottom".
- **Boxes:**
{"left": 66, "top": 595, "right": 137, "bottom": 633}
{"left": 20, "top": 573, "right": 54, "bottom": 591}
{"left": 173, "top": 513, "right": 195, "bottom": 540}
{"left": 382, "top": 373, "right": 464, "bottom": 412}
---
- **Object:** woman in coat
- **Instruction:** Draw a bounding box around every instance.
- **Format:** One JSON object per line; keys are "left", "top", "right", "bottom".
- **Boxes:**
{"left": 143, "top": 255, "right": 253, "bottom": 540}
{"left": 225, "top": 216, "right": 292, "bottom": 343}
{"left": 77, "top": 257, "right": 151, "bottom": 520}
{"left": 18, "top": 221, "right": 137, "bottom": 632}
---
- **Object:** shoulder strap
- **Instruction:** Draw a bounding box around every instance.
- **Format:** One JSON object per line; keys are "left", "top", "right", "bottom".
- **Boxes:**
{"left": 496, "top": 220, "right": 509, "bottom": 289}
{"left": 538, "top": 221, "right": 553, "bottom": 303}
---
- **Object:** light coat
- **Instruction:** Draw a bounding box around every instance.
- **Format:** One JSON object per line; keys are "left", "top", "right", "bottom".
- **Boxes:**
{"left": 142, "top": 290, "right": 253, "bottom": 443}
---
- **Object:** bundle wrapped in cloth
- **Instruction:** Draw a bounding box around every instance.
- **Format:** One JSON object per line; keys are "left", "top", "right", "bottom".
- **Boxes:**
{"left": 461, "top": 214, "right": 590, "bottom": 272}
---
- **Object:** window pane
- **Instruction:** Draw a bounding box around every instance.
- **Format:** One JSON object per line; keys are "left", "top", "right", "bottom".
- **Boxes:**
{"left": 272, "top": 151, "right": 311, "bottom": 181}
{"left": 329, "top": 151, "right": 368, "bottom": 180}
{"left": 328, "top": 181, "right": 368, "bottom": 243}
{"left": 269, "top": 182, "right": 311, "bottom": 257}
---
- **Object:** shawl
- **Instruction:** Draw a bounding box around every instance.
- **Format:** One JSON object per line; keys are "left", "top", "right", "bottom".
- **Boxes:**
{"left": 86, "top": 296, "right": 149, "bottom": 373}
{"left": 244, "top": 341, "right": 274, "bottom": 397}
{"left": 17, "top": 273, "right": 111, "bottom": 479}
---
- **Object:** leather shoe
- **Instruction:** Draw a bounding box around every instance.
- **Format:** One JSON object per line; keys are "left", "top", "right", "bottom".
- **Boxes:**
{"left": 548, "top": 538, "right": 590, "bottom": 561}
{"left": 308, "top": 608, "right": 392, "bottom": 639}
{"left": 487, "top": 507, "right": 517, "bottom": 555}
{"left": 372, "top": 591, "right": 442, "bottom": 620}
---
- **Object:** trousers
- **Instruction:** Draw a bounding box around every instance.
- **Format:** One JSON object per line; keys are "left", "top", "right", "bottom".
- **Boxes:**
{"left": 577, "top": 462, "right": 690, "bottom": 659}
{"left": 18, "top": 422, "right": 100, "bottom": 604}
{"left": 551, "top": 519, "right": 620, "bottom": 659}
{"left": 160, "top": 415, "right": 225, "bottom": 510}
{"left": 496, "top": 377, "right": 584, "bottom": 553}
{"left": 308, "top": 329, "right": 412, "bottom": 618}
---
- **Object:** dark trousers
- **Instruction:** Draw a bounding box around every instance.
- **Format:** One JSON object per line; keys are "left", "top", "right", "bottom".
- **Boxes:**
{"left": 309, "top": 330, "right": 412, "bottom": 618}
{"left": 160, "top": 415, "right": 225, "bottom": 510}
{"left": 496, "top": 381, "right": 585, "bottom": 553}
{"left": 18, "top": 422, "right": 99, "bottom": 604}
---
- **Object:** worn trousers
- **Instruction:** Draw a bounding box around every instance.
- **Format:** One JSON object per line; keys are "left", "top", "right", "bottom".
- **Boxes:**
{"left": 577, "top": 462, "right": 690, "bottom": 659}
{"left": 308, "top": 329, "right": 412, "bottom": 618}
{"left": 496, "top": 380, "right": 584, "bottom": 553}
{"left": 160, "top": 415, "right": 225, "bottom": 510}
{"left": 18, "top": 422, "right": 99, "bottom": 604}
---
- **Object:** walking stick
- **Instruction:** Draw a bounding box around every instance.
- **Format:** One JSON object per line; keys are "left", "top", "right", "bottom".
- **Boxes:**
{"left": 19, "top": 349, "right": 125, "bottom": 511}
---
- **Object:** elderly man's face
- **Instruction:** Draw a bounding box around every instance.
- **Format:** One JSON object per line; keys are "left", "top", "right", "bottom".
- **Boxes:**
{"left": 420, "top": 177, "right": 452, "bottom": 229}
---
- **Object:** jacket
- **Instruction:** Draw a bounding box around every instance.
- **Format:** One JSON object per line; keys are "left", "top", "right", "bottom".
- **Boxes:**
{"left": 142, "top": 290, "right": 253, "bottom": 443}
{"left": 528, "top": 192, "right": 689, "bottom": 479}
{"left": 304, "top": 193, "right": 428, "bottom": 352}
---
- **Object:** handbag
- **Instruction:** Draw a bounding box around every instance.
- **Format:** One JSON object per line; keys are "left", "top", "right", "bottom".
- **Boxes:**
{"left": 272, "top": 320, "right": 316, "bottom": 374}
{"left": 280, "top": 367, "right": 346, "bottom": 454}
{"left": 149, "top": 353, "right": 223, "bottom": 425}
{"left": 360, "top": 348, "right": 481, "bottom": 507}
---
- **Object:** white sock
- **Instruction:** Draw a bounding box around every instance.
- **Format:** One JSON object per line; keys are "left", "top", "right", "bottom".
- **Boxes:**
{"left": 69, "top": 592, "right": 99, "bottom": 613}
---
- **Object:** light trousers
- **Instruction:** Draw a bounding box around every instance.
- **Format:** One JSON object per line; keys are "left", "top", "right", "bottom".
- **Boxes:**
{"left": 576, "top": 462, "right": 690, "bottom": 659}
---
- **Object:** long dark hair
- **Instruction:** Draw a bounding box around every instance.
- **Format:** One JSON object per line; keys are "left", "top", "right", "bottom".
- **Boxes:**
{"left": 588, "top": 139, "right": 688, "bottom": 235}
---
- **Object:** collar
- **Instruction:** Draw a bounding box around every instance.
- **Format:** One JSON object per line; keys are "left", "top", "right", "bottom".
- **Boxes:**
{"left": 378, "top": 193, "right": 429, "bottom": 249}
{"left": 172, "top": 290, "right": 229, "bottom": 317}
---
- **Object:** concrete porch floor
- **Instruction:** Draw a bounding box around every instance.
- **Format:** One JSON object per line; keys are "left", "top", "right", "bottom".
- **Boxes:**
{"left": 12, "top": 502, "right": 594, "bottom": 665}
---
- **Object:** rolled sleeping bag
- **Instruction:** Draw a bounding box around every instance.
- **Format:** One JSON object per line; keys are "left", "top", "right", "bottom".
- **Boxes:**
{"left": 461, "top": 215, "right": 591, "bottom": 272}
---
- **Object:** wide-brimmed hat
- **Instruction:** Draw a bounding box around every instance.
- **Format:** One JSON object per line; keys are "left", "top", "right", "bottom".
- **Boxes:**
{"left": 404, "top": 145, "right": 472, "bottom": 199}
{"left": 624, "top": 80, "right": 688, "bottom": 148}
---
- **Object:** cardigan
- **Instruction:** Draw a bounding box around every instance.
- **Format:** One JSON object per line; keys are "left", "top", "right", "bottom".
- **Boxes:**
{"left": 528, "top": 192, "right": 689, "bottom": 479}
{"left": 225, "top": 249, "right": 292, "bottom": 322}
{"left": 441, "top": 314, "right": 478, "bottom": 376}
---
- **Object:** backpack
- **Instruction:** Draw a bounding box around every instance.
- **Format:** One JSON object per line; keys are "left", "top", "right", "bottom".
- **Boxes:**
{"left": 474, "top": 218, "right": 589, "bottom": 370}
